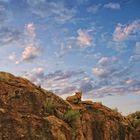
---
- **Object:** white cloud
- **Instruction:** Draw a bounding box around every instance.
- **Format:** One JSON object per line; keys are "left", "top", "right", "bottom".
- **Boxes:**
{"left": 25, "top": 23, "right": 36, "bottom": 39}
{"left": 125, "top": 79, "right": 136, "bottom": 85}
{"left": 98, "top": 56, "right": 118, "bottom": 65}
{"left": 8, "top": 52, "right": 16, "bottom": 61}
{"left": 104, "top": 3, "right": 120, "bottom": 10}
{"left": 16, "top": 44, "right": 41, "bottom": 64}
{"left": 113, "top": 20, "right": 140, "bottom": 42}
{"left": 92, "top": 67, "right": 110, "bottom": 77}
{"left": 77, "top": 29, "right": 92, "bottom": 47}
{"left": 15, "top": 22, "right": 41, "bottom": 64}
{"left": 22, "top": 44, "right": 40, "bottom": 61}
{"left": 98, "top": 57, "right": 110, "bottom": 65}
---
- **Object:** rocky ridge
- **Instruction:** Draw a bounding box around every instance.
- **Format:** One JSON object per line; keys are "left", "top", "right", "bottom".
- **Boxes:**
{"left": 0, "top": 72, "right": 139, "bottom": 140}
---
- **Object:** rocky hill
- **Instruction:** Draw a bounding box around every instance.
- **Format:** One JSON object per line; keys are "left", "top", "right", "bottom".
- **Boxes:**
{"left": 0, "top": 72, "right": 139, "bottom": 140}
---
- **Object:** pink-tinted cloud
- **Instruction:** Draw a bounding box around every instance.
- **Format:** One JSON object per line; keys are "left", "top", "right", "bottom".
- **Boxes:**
{"left": 16, "top": 44, "right": 41, "bottom": 64}
{"left": 15, "top": 22, "right": 41, "bottom": 64}
{"left": 77, "top": 29, "right": 92, "bottom": 47}
{"left": 22, "top": 44, "right": 40, "bottom": 61}
{"left": 113, "top": 20, "right": 140, "bottom": 42}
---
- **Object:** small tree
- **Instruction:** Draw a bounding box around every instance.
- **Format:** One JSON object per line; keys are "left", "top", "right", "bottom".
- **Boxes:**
{"left": 64, "top": 109, "right": 80, "bottom": 122}
{"left": 44, "top": 98, "right": 55, "bottom": 114}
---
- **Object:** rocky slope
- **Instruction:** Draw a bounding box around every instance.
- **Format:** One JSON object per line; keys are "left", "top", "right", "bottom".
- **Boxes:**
{"left": 0, "top": 72, "right": 139, "bottom": 140}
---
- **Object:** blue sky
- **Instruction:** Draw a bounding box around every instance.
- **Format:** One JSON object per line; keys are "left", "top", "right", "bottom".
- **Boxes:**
{"left": 0, "top": 0, "right": 140, "bottom": 114}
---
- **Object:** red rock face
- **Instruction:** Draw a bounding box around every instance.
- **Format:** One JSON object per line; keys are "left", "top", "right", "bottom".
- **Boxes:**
{"left": 0, "top": 72, "right": 139, "bottom": 140}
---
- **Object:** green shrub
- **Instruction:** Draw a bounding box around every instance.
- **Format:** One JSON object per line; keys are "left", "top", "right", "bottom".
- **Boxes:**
{"left": 64, "top": 109, "right": 80, "bottom": 122}
{"left": 128, "top": 124, "right": 134, "bottom": 132}
{"left": 44, "top": 98, "right": 55, "bottom": 114}
{"left": 131, "top": 117, "right": 139, "bottom": 128}
{"left": 128, "top": 111, "right": 140, "bottom": 129}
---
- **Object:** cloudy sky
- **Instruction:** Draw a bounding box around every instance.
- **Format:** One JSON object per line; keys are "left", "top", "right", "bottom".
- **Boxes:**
{"left": 0, "top": 0, "right": 140, "bottom": 115}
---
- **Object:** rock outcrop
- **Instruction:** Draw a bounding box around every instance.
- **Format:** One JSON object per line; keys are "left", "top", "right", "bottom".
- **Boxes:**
{"left": 0, "top": 72, "right": 139, "bottom": 140}
{"left": 66, "top": 91, "right": 82, "bottom": 104}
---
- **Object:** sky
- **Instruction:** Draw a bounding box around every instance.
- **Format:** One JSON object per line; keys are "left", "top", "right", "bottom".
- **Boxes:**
{"left": 0, "top": 0, "right": 140, "bottom": 115}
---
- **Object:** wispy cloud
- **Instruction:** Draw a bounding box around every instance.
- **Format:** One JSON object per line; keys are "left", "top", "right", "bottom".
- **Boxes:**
{"left": 0, "top": 3, "right": 12, "bottom": 27}
{"left": 27, "top": 0, "right": 76, "bottom": 24}
{"left": 0, "top": 5, "right": 7, "bottom": 24}
{"left": 104, "top": 2, "right": 120, "bottom": 10}
{"left": 87, "top": 77, "right": 140, "bottom": 98}
{"left": 135, "top": 42, "right": 140, "bottom": 55}
{"left": 98, "top": 56, "right": 118, "bottom": 66}
{"left": 24, "top": 67, "right": 45, "bottom": 84}
{"left": 87, "top": 4, "right": 101, "bottom": 14}
{"left": 0, "top": 27, "right": 22, "bottom": 46}
{"left": 129, "top": 42, "right": 140, "bottom": 63}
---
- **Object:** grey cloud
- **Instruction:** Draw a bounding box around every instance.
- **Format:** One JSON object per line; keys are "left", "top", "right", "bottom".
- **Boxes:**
{"left": 23, "top": 68, "right": 92, "bottom": 95}
{"left": 23, "top": 65, "right": 140, "bottom": 98}
{"left": 91, "top": 55, "right": 138, "bottom": 97}
{"left": 0, "top": 27, "right": 22, "bottom": 46}
{"left": 46, "top": 70, "right": 85, "bottom": 81}
{"left": 27, "top": 0, "right": 76, "bottom": 24}
{"left": 90, "top": 82, "right": 140, "bottom": 98}
{"left": 79, "top": 81, "right": 93, "bottom": 93}
{"left": 23, "top": 67, "right": 45, "bottom": 85}
{"left": 55, "top": 86, "right": 77, "bottom": 95}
